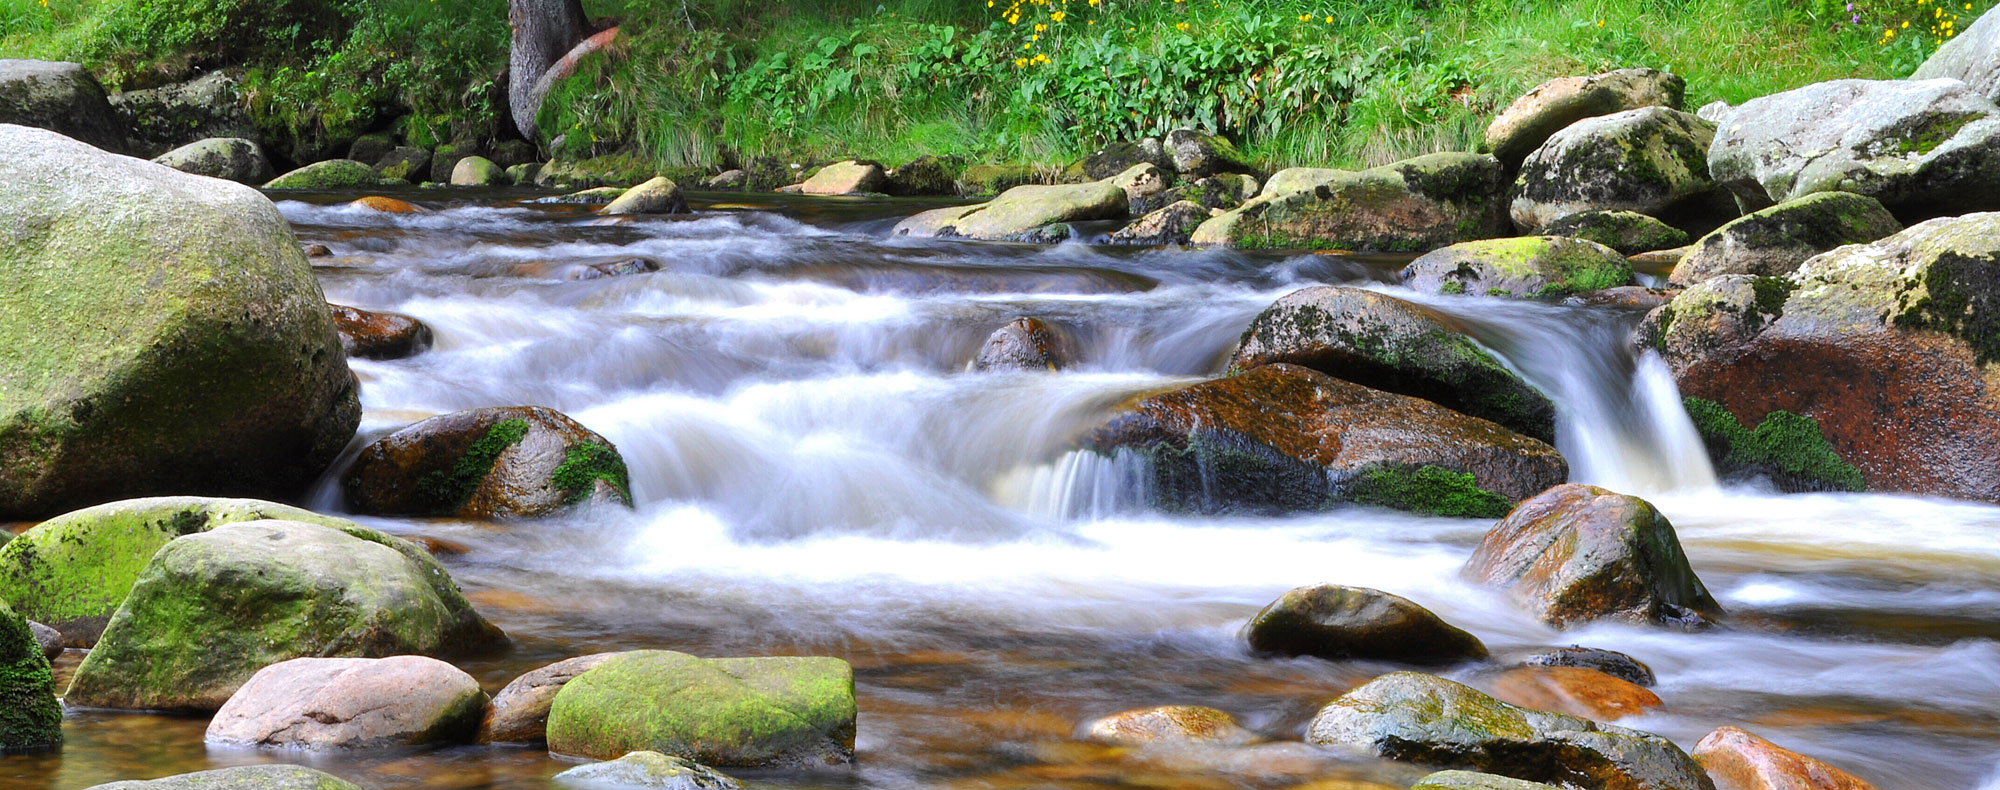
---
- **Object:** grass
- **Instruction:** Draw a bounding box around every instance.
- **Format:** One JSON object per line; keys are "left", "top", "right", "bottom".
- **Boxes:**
{"left": 3, "top": 0, "right": 1989, "bottom": 172}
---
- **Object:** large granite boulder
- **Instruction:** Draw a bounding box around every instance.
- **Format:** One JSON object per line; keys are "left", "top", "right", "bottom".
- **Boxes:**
{"left": 82, "top": 766, "right": 362, "bottom": 790}
{"left": 1913, "top": 4, "right": 2000, "bottom": 103}
{"left": 342, "top": 406, "right": 634, "bottom": 518}
{"left": 0, "top": 60, "right": 122, "bottom": 151}
{"left": 545, "top": 650, "right": 857, "bottom": 767}
{"left": 0, "top": 125, "right": 360, "bottom": 520}
{"left": 1165, "top": 128, "right": 1255, "bottom": 179}
{"left": 206, "top": 656, "right": 487, "bottom": 749}
{"left": 1191, "top": 153, "right": 1508, "bottom": 252}
{"left": 1510, "top": 107, "right": 1726, "bottom": 231}
{"left": 1243, "top": 584, "right": 1488, "bottom": 664}
{"left": 0, "top": 599, "right": 62, "bottom": 752}
{"left": 1401, "top": 236, "right": 1634, "bottom": 300}
{"left": 1667, "top": 191, "right": 1903, "bottom": 287}
{"left": 64, "top": 519, "right": 506, "bottom": 712}
{"left": 1085, "top": 364, "right": 1566, "bottom": 517}
{"left": 1485, "top": 69, "right": 1686, "bottom": 166}
{"left": 150, "top": 137, "right": 274, "bottom": 184}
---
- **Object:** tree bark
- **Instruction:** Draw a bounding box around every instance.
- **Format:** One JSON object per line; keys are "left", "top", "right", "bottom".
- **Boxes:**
{"left": 507, "top": 0, "right": 592, "bottom": 141}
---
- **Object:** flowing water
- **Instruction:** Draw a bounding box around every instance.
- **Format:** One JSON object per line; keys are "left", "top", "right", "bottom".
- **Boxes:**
{"left": 8, "top": 190, "right": 2000, "bottom": 790}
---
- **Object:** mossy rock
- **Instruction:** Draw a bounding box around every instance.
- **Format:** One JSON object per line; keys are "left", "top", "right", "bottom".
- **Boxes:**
{"left": 536, "top": 154, "right": 658, "bottom": 191}
{"left": 342, "top": 406, "right": 633, "bottom": 519}
{"left": 1485, "top": 68, "right": 1685, "bottom": 166}
{"left": 64, "top": 519, "right": 506, "bottom": 712}
{"left": 449, "top": 155, "right": 506, "bottom": 186}
{"left": 1668, "top": 191, "right": 1903, "bottom": 287}
{"left": 1540, "top": 210, "right": 1689, "bottom": 255}
{"left": 0, "top": 599, "right": 62, "bottom": 752}
{"left": 1682, "top": 399, "right": 1863, "bottom": 492}
{"left": 954, "top": 164, "right": 1037, "bottom": 197}
{"left": 151, "top": 137, "right": 273, "bottom": 185}
{"left": 372, "top": 146, "right": 432, "bottom": 181}
{"left": 1414, "top": 771, "right": 1560, "bottom": 790}
{"left": 896, "top": 179, "right": 1127, "bottom": 241}
{"left": 0, "top": 497, "right": 360, "bottom": 646}
{"left": 883, "top": 155, "right": 963, "bottom": 197}
{"left": 1191, "top": 153, "right": 1507, "bottom": 253}
{"left": 263, "top": 159, "right": 379, "bottom": 189}
{"left": 1510, "top": 107, "right": 1727, "bottom": 232}
{"left": 428, "top": 141, "right": 485, "bottom": 184}
{"left": 82, "top": 765, "right": 363, "bottom": 790}
{"left": 546, "top": 650, "right": 857, "bottom": 767}
{"left": 1402, "top": 236, "right": 1634, "bottom": 299}
{"left": 0, "top": 59, "right": 123, "bottom": 151}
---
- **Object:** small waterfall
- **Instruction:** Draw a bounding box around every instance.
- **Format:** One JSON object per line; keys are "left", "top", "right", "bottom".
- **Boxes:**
{"left": 989, "top": 448, "right": 1150, "bottom": 521}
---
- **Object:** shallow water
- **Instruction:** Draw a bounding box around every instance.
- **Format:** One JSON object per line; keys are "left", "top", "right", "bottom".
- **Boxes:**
{"left": 7, "top": 190, "right": 1999, "bottom": 790}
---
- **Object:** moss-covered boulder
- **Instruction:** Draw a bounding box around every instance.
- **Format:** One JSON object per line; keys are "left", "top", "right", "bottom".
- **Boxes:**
{"left": 954, "top": 163, "right": 1037, "bottom": 197}
{"left": 894, "top": 178, "right": 1127, "bottom": 242}
{"left": 1462, "top": 483, "right": 1722, "bottom": 628}
{"left": 883, "top": 155, "right": 962, "bottom": 196}
{"left": 1540, "top": 210, "right": 1689, "bottom": 255}
{"left": 342, "top": 406, "right": 633, "bottom": 518}
{"left": 0, "top": 125, "right": 361, "bottom": 520}
{"left": 1413, "top": 772, "right": 1560, "bottom": 790}
{"left": 83, "top": 765, "right": 363, "bottom": 790}
{"left": 1165, "top": 128, "right": 1255, "bottom": 179}
{"left": 110, "top": 71, "right": 258, "bottom": 158}
{"left": 428, "top": 140, "right": 485, "bottom": 184}
{"left": 1191, "top": 153, "right": 1508, "bottom": 252}
{"left": 1243, "top": 584, "right": 1487, "bottom": 665}
{"left": 554, "top": 751, "right": 743, "bottom": 790}
{"left": 64, "top": 519, "right": 506, "bottom": 712}
{"left": 449, "top": 155, "right": 506, "bottom": 186}
{"left": 1691, "top": 727, "right": 1876, "bottom": 790}
{"left": 1306, "top": 672, "right": 1713, "bottom": 790}
{"left": 1081, "top": 705, "right": 1255, "bottom": 747}
{"left": 974, "top": 317, "right": 1080, "bottom": 372}
{"left": 1401, "top": 237, "right": 1634, "bottom": 299}
{"left": 263, "top": 159, "right": 379, "bottom": 189}
{"left": 602, "top": 176, "right": 689, "bottom": 216}
{"left": 1080, "top": 138, "right": 1174, "bottom": 180}
{"left": 151, "top": 138, "right": 273, "bottom": 184}
{"left": 1667, "top": 191, "right": 1903, "bottom": 287}
{"left": 1644, "top": 213, "right": 2000, "bottom": 501}
{"left": 1085, "top": 364, "right": 1566, "bottom": 517}
{"left": 0, "top": 60, "right": 123, "bottom": 151}
{"left": 545, "top": 650, "right": 857, "bottom": 767}
{"left": 0, "top": 599, "right": 62, "bottom": 752}
{"left": 1485, "top": 69, "right": 1685, "bottom": 167}
{"left": 0, "top": 497, "right": 360, "bottom": 646}
{"left": 372, "top": 146, "right": 432, "bottom": 181}
{"left": 1914, "top": 5, "right": 2000, "bottom": 103}
{"left": 1229, "top": 286, "right": 1556, "bottom": 441}
{"left": 1510, "top": 107, "right": 1726, "bottom": 232}
{"left": 1708, "top": 79, "right": 2000, "bottom": 219}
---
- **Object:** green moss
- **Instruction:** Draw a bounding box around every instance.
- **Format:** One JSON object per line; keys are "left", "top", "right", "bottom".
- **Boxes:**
{"left": 1440, "top": 281, "right": 1467, "bottom": 295}
{"left": 552, "top": 443, "right": 632, "bottom": 505}
{"left": 1895, "top": 111, "right": 1979, "bottom": 156}
{"left": 546, "top": 650, "right": 856, "bottom": 765}
{"left": 262, "top": 159, "right": 377, "bottom": 189}
{"left": 1683, "top": 397, "right": 1863, "bottom": 492}
{"left": 1750, "top": 276, "right": 1796, "bottom": 318}
{"left": 1343, "top": 465, "right": 1513, "bottom": 518}
{"left": 0, "top": 601, "right": 62, "bottom": 752}
{"left": 414, "top": 418, "right": 529, "bottom": 514}
{"left": 1891, "top": 252, "right": 2000, "bottom": 365}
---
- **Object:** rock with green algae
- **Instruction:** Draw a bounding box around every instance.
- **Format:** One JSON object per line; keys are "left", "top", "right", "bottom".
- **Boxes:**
{"left": 263, "top": 159, "right": 378, "bottom": 189}
{"left": 1484, "top": 68, "right": 1685, "bottom": 166}
{"left": 1084, "top": 364, "right": 1565, "bottom": 517}
{"left": 954, "top": 163, "right": 1038, "bottom": 197}
{"left": 0, "top": 125, "right": 360, "bottom": 521}
{"left": 341, "top": 406, "right": 634, "bottom": 518}
{"left": 1189, "top": 152, "right": 1508, "bottom": 252}
{"left": 1401, "top": 236, "right": 1634, "bottom": 299}
{"left": 448, "top": 155, "right": 506, "bottom": 186}
{"left": 1510, "top": 106, "right": 1727, "bottom": 232}
{"left": 535, "top": 155, "right": 660, "bottom": 191}
{"left": 1462, "top": 483, "right": 1722, "bottom": 629}
{"left": 893, "top": 177, "right": 1128, "bottom": 242}
{"left": 1229, "top": 286, "right": 1557, "bottom": 441}
{"left": 0, "top": 497, "right": 362, "bottom": 646}
{"left": 554, "top": 751, "right": 743, "bottom": 790}
{"left": 81, "top": 765, "right": 363, "bottom": 790}
{"left": 1413, "top": 771, "right": 1560, "bottom": 790}
{"left": 545, "top": 650, "right": 857, "bottom": 767}
{"left": 1540, "top": 210, "right": 1689, "bottom": 255}
{"left": 0, "top": 599, "right": 62, "bottom": 753}
{"left": 1243, "top": 584, "right": 1488, "bottom": 665}
{"left": 0, "top": 60, "right": 123, "bottom": 151}
{"left": 150, "top": 137, "right": 273, "bottom": 184}
{"left": 63, "top": 519, "right": 506, "bottom": 712}
{"left": 1668, "top": 191, "right": 1903, "bottom": 287}
{"left": 1306, "top": 672, "right": 1713, "bottom": 790}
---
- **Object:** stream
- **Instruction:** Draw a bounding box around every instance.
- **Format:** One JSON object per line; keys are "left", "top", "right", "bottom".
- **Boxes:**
{"left": 7, "top": 190, "right": 2000, "bottom": 790}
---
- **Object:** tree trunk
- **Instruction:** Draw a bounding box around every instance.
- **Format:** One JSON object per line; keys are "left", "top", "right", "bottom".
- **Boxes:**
{"left": 507, "top": 0, "right": 592, "bottom": 141}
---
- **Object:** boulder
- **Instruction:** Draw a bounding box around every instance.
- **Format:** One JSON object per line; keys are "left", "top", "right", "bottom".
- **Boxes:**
{"left": 1667, "top": 192, "right": 1903, "bottom": 287}
{"left": 82, "top": 766, "right": 363, "bottom": 790}
{"left": 884, "top": 155, "right": 960, "bottom": 196}
{"left": 555, "top": 186, "right": 626, "bottom": 204}
{"left": 1540, "top": 210, "right": 1689, "bottom": 255}
{"left": 0, "top": 496, "right": 361, "bottom": 646}
{"left": 1462, "top": 483, "right": 1722, "bottom": 628}
{"left": 1107, "top": 200, "right": 1213, "bottom": 245}
{"left": 1485, "top": 69, "right": 1686, "bottom": 166}
{"left": 895, "top": 178, "right": 1127, "bottom": 242}
{"left": 1401, "top": 236, "right": 1634, "bottom": 299}
{"left": 1645, "top": 214, "right": 2000, "bottom": 500}
{"left": 564, "top": 257, "right": 661, "bottom": 280}
{"left": 28, "top": 620, "right": 62, "bottom": 662}
{"left": 1691, "top": 727, "right": 1876, "bottom": 790}
{"left": 1082, "top": 138, "right": 1174, "bottom": 180}
{"left": 1913, "top": 5, "right": 2000, "bottom": 104}
{"left": 150, "top": 137, "right": 273, "bottom": 184}
{"left": 1488, "top": 666, "right": 1662, "bottom": 722}
{"left": 798, "top": 160, "right": 886, "bottom": 195}
{"left": 1108, "top": 162, "right": 1171, "bottom": 207}
{"left": 545, "top": 650, "right": 857, "bottom": 767}
{"left": 110, "top": 71, "right": 257, "bottom": 156}
{"left": 373, "top": 146, "right": 433, "bottom": 181}
{"left": 206, "top": 655, "right": 487, "bottom": 749}
{"left": 0, "top": 125, "right": 360, "bottom": 520}
{"left": 0, "top": 60, "right": 122, "bottom": 151}
{"left": 1229, "top": 286, "right": 1557, "bottom": 441}
{"left": 0, "top": 599, "right": 62, "bottom": 752}
{"left": 1707, "top": 79, "right": 2000, "bottom": 219}
{"left": 1166, "top": 128, "right": 1254, "bottom": 179}
{"left": 342, "top": 406, "right": 633, "bottom": 518}
{"left": 1191, "top": 153, "right": 1508, "bottom": 252}
{"left": 1081, "top": 705, "right": 1255, "bottom": 747}
{"left": 429, "top": 140, "right": 485, "bottom": 184}
{"left": 347, "top": 133, "right": 397, "bottom": 166}
{"left": 449, "top": 155, "right": 506, "bottom": 186}
{"left": 1519, "top": 646, "right": 1655, "bottom": 686}
{"left": 601, "top": 177, "right": 689, "bottom": 215}
{"left": 482, "top": 652, "right": 625, "bottom": 743}
{"left": 1134, "top": 175, "right": 1254, "bottom": 215}
{"left": 264, "top": 159, "right": 380, "bottom": 189}
{"left": 1084, "top": 364, "right": 1566, "bottom": 517}
{"left": 348, "top": 195, "right": 424, "bottom": 213}
{"left": 507, "top": 162, "right": 543, "bottom": 185}
{"left": 553, "top": 752, "right": 742, "bottom": 790}
{"left": 705, "top": 169, "right": 747, "bottom": 189}
{"left": 974, "top": 317, "right": 1080, "bottom": 372}
{"left": 1242, "top": 584, "right": 1487, "bottom": 665}
{"left": 329, "top": 305, "right": 434, "bottom": 360}
{"left": 1511, "top": 107, "right": 1726, "bottom": 231}
{"left": 1306, "top": 672, "right": 1713, "bottom": 790}
{"left": 955, "top": 163, "right": 1037, "bottom": 197}
{"left": 1414, "top": 772, "right": 1561, "bottom": 790}
{"left": 63, "top": 519, "right": 506, "bottom": 712}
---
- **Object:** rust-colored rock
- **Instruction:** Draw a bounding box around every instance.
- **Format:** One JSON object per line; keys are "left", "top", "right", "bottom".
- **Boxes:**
{"left": 348, "top": 195, "right": 425, "bottom": 213}
{"left": 481, "top": 652, "right": 626, "bottom": 743}
{"left": 342, "top": 406, "right": 634, "bottom": 518}
{"left": 975, "top": 317, "right": 1081, "bottom": 372}
{"left": 329, "top": 304, "right": 433, "bottom": 360}
{"left": 1081, "top": 705, "right": 1256, "bottom": 747}
{"left": 1489, "top": 666, "right": 1662, "bottom": 722}
{"left": 1692, "top": 727, "right": 1877, "bottom": 790}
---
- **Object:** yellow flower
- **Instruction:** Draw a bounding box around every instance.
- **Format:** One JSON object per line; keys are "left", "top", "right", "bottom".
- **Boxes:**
{"left": 1176, "top": 21, "right": 1190, "bottom": 31}
{"left": 1050, "top": 11, "right": 1064, "bottom": 21}
{"left": 1325, "top": 15, "right": 1333, "bottom": 22}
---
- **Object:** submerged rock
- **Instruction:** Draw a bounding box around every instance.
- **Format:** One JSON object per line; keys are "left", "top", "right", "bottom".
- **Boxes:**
{"left": 1229, "top": 287, "right": 1556, "bottom": 441}
{"left": 483, "top": 653, "right": 626, "bottom": 743}
{"left": 1082, "top": 705, "right": 1255, "bottom": 747}
{"left": 1085, "top": 364, "right": 1566, "bottom": 517}
{"left": 329, "top": 304, "right": 434, "bottom": 360}
{"left": 1191, "top": 153, "right": 1508, "bottom": 252}
{"left": 1510, "top": 107, "right": 1727, "bottom": 232}
{"left": 1243, "top": 584, "right": 1487, "bottom": 665}
{"left": 1306, "top": 672, "right": 1712, "bottom": 790}
{"left": 798, "top": 160, "right": 887, "bottom": 195}
{"left": 1462, "top": 483, "right": 1722, "bottom": 628}
{"left": 974, "top": 317, "right": 1081, "bottom": 372}
{"left": 1519, "top": 646, "right": 1655, "bottom": 686}
{"left": 206, "top": 656, "right": 487, "bottom": 749}
{"left": 343, "top": 406, "right": 634, "bottom": 518}
{"left": 63, "top": 519, "right": 506, "bottom": 712}
{"left": 546, "top": 650, "right": 857, "bottom": 767}
{"left": 1540, "top": 210, "right": 1689, "bottom": 255}
{"left": 602, "top": 176, "right": 689, "bottom": 215}
{"left": 0, "top": 600, "right": 62, "bottom": 752}
{"left": 1401, "top": 236, "right": 1634, "bottom": 299}
{"left": 1668, "top": 191, "right": 1903, "bottom": 287}
{"left": 0, "top": 496, "right": 361, "bottom": 646}
{"left": 0, "top": 125, "right": 360, "bottom": 520}
{"left": 82, "top": 765, "right": 363, "bottom": 790}
{"left": 1485, "top": 68, "right": 1686, "bottom": 166}
{"left": 0, "top": 60, "right": 122, "bottom": 151}
{"left": 264, "top": 159, "right": 380, "bottom": 189}
{"left": 1414, "top": 772, "right": 1561, "bottom": 790}
{"left": 554, "top": 751, "right": 743, "bottom": 790}
{"left": 1488, "top": 666, "right": 1662, "bottom": 722}
{"left": 348, "top": 195, "right": 425, "bottom": 213}
{"left": 150, "top": 137, "right": 273, "bottom": 184}
{"left": 1692, "top": 726, "right": 1877, "bottom": 790}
